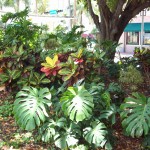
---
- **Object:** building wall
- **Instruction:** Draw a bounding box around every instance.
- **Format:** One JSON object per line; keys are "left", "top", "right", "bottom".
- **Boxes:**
{"left": 118, "top": 10, "right": 150, "bottom": 53}
{"left": 0, "top": 0, "right": 75, "bottom": 32}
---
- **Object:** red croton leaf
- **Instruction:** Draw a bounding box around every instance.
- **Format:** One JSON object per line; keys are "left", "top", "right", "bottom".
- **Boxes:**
{"left": 41, "top": 66, "right": 60, "bottom": 77}
{"left": 40, "top": 67, "right": 51, "bottom": 76}
{"left": 75, "top": 58, "right": 84, "bottom": 64}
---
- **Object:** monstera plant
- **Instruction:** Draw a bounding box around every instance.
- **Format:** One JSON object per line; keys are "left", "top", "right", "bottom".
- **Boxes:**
{"left": 13, "top": 86, "right": 51, "bottom": 131}
{"left": 83, "top": 120, "right": 108, "bottom": 147}
{"left": 13, "top": 83, "right": 113, "bottom": 149}
{"left": 121, "top": 92, "right": 150, "bottom": 137}
{"left": 60, "top": 86, "right": 94, "bottom": 122}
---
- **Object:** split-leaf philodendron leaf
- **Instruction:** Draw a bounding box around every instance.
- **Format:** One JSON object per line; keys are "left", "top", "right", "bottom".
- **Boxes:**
{"left": 13, "top": 86, "right": 51, "bottom": 131}
{"left": 61, "top": 86, "right": 94, "bottom": 122}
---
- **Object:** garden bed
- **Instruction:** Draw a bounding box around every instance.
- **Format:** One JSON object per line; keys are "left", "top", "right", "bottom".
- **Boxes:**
{"left": 0, "top": 92, "right": 143, "bottom": 150}
{"left": 0, "top": 9, "right": 150, "bottom": 150}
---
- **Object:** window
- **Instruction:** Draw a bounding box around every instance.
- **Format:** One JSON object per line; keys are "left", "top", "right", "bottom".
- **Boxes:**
{"left": 126, "top": 32, "right": 139, "bottom": 45}
{"left": 144, "top": 32, "right": 150, "bottom": 45}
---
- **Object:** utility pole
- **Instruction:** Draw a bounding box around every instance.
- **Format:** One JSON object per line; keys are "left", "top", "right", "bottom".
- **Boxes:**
{"left": 73, "top": 0, "right": 76, "bottom": 25}
{"left": 140, "top": 10, "right": 146, "bottom": 49}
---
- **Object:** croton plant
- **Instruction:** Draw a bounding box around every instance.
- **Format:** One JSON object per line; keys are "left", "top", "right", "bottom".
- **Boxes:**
{"left": 41, "top": 55, "right": 60, "bottom": 76}
{"left": 40, "top": 49, "right": 85, "bottom": 85}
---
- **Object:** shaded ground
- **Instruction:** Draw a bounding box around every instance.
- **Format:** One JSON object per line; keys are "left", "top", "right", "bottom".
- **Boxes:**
{"left": 0, "top": 116, "right": 52, "bottom": 150}
{"left": 0, "top": 115, "right": 142, "bottom": 150}
{"left": 113, "top": 116, "right": 142, "bottom": 150}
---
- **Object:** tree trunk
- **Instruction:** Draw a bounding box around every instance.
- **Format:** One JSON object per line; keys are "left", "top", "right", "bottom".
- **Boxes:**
{"left": 87, "top": 0, "right": 150, "bottom": 60}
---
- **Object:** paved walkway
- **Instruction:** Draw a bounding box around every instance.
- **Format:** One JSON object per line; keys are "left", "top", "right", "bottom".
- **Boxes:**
{"left": 114, "top": 52, "right": 133, "bottom": 62}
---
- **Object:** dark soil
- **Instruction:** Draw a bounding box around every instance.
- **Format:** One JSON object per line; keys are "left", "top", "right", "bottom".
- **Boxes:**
{"left": 113, "top": 116, "right": 142, "bottom": 150}
{"left": 0, "top": 115, "right": 142, "bottom": 150}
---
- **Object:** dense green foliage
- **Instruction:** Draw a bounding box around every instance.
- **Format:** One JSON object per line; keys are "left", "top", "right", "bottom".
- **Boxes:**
{"left": 119, "top": 65, "right": 143, "bottom": 91}
{"left": 0, "top": 8, "right": 50, "bottom": 92}
{"left": 0, "top": 9, "right": 149, "bottom": 150}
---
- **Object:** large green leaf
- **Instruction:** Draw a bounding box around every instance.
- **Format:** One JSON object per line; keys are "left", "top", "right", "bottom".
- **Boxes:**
{"left": 83, "top": 120, "right": 107, "bottom": 147}
{"left": 60, "top": 86, "right": 94, "bottom": 122}
{"left": 120, "top": 92, "right": 150, "bottom": 137}
{"left": 39, "top": 117, "right": 68, "bottom": 143}
{"left": 100, "top": 104, "right": 118, "bottom": 125}
{"left": 39, "top": 119, "right": 56, "bottom": 142}
{"left": 13, "top": 86, "right": 51, "bottom": 131}
{"left": 54, "top": 133, "right": 78, "bottom": 149}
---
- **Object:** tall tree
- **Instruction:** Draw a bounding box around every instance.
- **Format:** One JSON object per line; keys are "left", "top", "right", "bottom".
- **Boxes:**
{"left": 76, "top": 1, "right": 87, "bottom": 26}
{"left": 86, "top": 0, "right": 150, "bottom": 42}
{"left": 34, "top": 0, "right": 47, "bottom": 14}
{"left": 78, "top": 0, "right": 150, "bottom": 59}
{"left": 0, "top": 0, "right": 4, "bottom": 10}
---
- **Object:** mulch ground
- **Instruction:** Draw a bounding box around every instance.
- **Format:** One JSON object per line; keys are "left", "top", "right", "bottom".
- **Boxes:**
{"left": 113, "top": 116, "right": 142, "bottom": 150}
{"left": 0, "top": 116, "right": 143, "bottom": 150}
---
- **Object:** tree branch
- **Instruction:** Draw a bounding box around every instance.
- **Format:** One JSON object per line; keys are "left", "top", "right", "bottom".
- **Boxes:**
{"left": 97, "top": 0, "right": 113, "bottom": 40}
{"left": 113, "top": 0, "right": 126, "bottom": 20}
{"left": 86, "top": 0, "right": 101, "bottom": 32}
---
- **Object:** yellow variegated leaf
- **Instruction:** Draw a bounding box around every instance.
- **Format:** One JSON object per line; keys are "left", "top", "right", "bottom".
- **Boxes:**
{"left": 46, "top": 57, "right": 54, "bottom": 68}
{"left": 77, "top": 49, "right": 83, "bottom": 58}
{"left": 71, "top": 49, "right": 83, "bottom": 59}
{"left": 41, "top": 63, "right": 51, "bottom": 67}
{"left": 63, "top": 74, "right": 72, "bottom": 81}
{"left": 41, "top": 55, "right": 59, "bottom": 69}
{"left": 53, "top": 55, "right": 58, "bottom": 64}
{"left": 58, "top": 68, "right": 72, "bottom": 75}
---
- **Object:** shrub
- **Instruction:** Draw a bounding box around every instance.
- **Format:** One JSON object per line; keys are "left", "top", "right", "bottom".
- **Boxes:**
{"left": 0, "top": 9, "right": 50, "bottom": 93}
{"left": 119, "top": 65, "right": 143, "bottom": 91}
{"left": 134, "top": 47, "right": 150, "bottom": 86}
